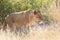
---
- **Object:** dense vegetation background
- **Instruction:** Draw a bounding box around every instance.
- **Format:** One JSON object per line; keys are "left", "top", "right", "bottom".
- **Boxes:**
{"left": 0, "top": 0, "right": 60, "bottom": 23}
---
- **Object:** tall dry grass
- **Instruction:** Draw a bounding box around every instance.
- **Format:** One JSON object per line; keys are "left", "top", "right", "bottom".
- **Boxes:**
{"left": 0, "top": 1, "right": 60, "bottom": 40}
{"left": 0, "top": 22, "right": 60, "bottom": 40}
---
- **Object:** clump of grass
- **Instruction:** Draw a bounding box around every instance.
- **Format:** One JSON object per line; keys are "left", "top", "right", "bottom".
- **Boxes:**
{"left": 42, "top": 12, "right": 54, "bottom": 25}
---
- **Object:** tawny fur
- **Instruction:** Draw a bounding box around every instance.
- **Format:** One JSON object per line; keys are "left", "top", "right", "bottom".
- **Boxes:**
{"left": 3, "top": 9, "right": 43, "bottom": 32}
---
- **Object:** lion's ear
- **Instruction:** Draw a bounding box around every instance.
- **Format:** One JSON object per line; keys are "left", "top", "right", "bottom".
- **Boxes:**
{"left": 34, "top": 10, "right": 37, "bottom": 15}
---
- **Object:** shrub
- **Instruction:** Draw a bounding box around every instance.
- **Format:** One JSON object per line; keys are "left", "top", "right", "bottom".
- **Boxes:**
{"left": 0, "top": 0, "right": 53, "bottom": 23}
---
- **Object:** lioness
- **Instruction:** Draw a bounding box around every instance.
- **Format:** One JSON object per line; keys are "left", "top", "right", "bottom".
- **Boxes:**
{"left": 3, "top": 9, "right": 43, "bottom": 33}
